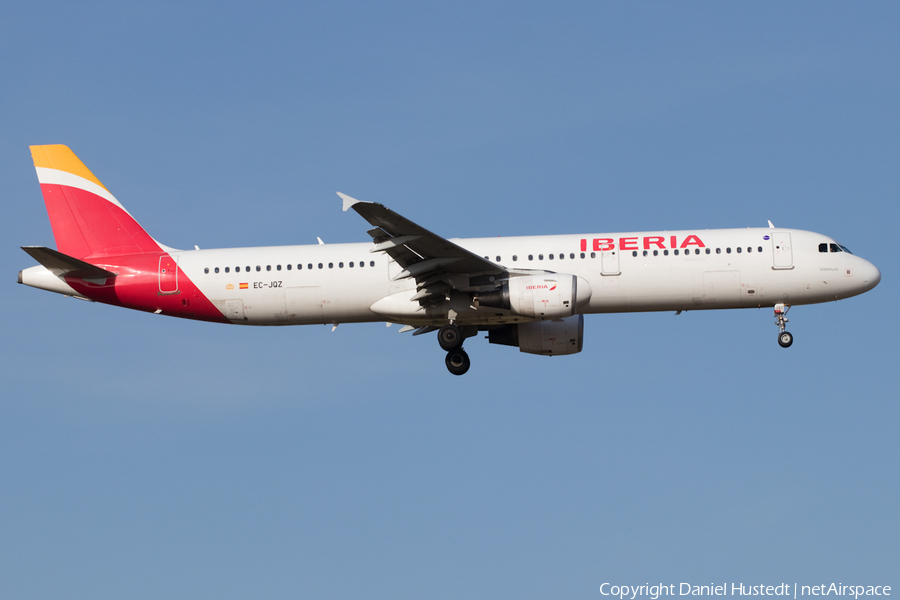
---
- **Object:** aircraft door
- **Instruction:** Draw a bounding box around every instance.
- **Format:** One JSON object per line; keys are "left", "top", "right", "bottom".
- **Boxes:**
{"left": 285, "top": 286, "right": 324, "bottom": 323}
{"left": 772, "top": 233, "right": 793, "bottom": 269}
{"left": 387, "top": 258, "right": 406, "bottom": 294}
{"left": 601, "top": 250, "right": 620, "bottom": 275}
{"left": 224, "top": 299, "right": 245, "bottom": 321}
{"left": 158, "top": 254, "right": 179, "bottom": 294}
{"left": 703, "top": 271, "right": 741, "bottom": 305}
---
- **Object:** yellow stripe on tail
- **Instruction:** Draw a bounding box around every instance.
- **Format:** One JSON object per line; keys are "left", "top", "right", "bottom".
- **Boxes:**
{"left": 30, "top": 145, "right": 109, "bottom": 192}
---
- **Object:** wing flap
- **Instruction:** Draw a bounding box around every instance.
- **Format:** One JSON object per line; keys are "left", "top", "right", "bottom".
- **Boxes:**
{"left": 338, "top": 193, "right": 504, "bottom": 283}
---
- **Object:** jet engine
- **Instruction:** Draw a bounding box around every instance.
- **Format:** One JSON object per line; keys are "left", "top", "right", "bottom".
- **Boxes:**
{"left": 478, "top": 273, "right": 591, "bottom": 319}
{"left": 488, "top": 314, "right": 584, "bottom": 356}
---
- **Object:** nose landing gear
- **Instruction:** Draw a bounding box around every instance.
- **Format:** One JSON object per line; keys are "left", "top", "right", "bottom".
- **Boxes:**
{"left": 774, "top": 303, "right": 793, "bottom": 348}
{"left": 438, "top": 323, "right": 471, "bottom": 375}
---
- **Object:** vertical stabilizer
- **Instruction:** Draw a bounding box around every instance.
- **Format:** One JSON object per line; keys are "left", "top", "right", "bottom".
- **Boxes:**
{"left": 30, "top": 145, "right": 162, "bottom": 259}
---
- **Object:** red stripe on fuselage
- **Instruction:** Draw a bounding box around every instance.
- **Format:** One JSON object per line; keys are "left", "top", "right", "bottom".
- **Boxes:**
{"left": 62, "top": 253, "right": 230, "bottom": 324}
{"left": 38, "top": 182, "right": 229, "bottom": 322}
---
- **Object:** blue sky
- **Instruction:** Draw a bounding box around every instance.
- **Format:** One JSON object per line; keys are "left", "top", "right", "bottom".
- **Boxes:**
{"left": 1, "top": 3, "right": 897, "bottom": 599}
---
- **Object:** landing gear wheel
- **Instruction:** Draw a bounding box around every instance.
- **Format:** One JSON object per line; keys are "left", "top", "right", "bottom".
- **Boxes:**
{"left": 438, "top": 324, "right": 463, "bottom": 351}
{"left": 773, "top": 304, "right": 793, "bottom": 348}
{"left": 778, "top": 331, "right": 793, "bottom": 348}
{"left": 445, "top": 348, "right": 470, "bottom": 376}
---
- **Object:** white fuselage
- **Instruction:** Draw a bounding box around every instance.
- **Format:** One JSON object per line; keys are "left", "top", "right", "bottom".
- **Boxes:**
{"left": 175, "top": 227, "right": 880, "bottom": 326}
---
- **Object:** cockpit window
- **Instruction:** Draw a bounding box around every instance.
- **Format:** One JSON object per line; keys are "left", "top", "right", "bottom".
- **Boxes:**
{"left": 828, "top": 243, "right": 853, "bottom": 254}
{"left": 839, "top": 244, "right": 852, "bottom": 254}
{"left": 819, "top": 243, "right": 828, "bottom": 253}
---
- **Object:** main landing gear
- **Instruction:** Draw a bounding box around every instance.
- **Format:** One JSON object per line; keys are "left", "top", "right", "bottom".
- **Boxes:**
{"left": 774, "top": 303, "right": 793, "bottom": 348}
{"left": 438, "top": 324, "right": 470, "bottom": 375}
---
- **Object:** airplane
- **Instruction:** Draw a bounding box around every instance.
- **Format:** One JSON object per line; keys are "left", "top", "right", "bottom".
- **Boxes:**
{"left": 19, "top": 145, "right": 881, "bottom": 375}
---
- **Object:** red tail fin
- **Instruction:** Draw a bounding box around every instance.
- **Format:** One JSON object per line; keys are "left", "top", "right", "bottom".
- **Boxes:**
{"left": 30, "top": 145, "right": 162, "bottom": 259}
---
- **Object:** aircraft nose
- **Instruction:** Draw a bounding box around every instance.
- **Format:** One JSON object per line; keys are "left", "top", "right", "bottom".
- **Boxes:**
{"left": 860, "top": 259, "right": 881, "bottom": 292}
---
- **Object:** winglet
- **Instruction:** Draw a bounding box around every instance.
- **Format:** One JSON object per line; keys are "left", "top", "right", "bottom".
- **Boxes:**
{"left": 337, "top": 192, "right": 361, "bottom": 212}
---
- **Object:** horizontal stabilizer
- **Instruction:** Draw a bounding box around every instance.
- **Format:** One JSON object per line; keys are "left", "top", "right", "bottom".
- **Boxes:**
{"left": 21, "top": 246, "right": 118, "bottom": 280}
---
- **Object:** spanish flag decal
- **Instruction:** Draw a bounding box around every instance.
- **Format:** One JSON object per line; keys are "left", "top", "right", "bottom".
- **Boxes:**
{"left": 239, "top": 283, "right": 248, "bottom": 289}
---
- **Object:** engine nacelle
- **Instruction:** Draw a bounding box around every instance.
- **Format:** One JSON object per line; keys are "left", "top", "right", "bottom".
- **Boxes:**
{"left": 488, "top": 314, "right": 584, "bottom": 356}
{"left": 478, "top": 273, "right": 591, "bottom": 319}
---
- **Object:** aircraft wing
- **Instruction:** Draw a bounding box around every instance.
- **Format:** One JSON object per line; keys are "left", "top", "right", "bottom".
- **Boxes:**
{"left": 339, "top": 193, "right": 506, "bottom": 302}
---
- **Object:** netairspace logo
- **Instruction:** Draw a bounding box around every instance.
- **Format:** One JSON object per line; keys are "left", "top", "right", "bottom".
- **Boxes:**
{"left": 599, "top": 584, "right": 892, "bottom": 600}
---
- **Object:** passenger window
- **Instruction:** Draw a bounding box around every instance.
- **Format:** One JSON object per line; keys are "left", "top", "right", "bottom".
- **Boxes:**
{"left": 215, "top": 267, "right": 220, "bottom": 273}
{"left": 308, "top": 264, "right": 313, "bottom": 270}
{"left": 512, "top": 255, "right": 518, "bottom": 261}
{"left": 496, "top": 256, "right": 501, "bottom": 262}
{"left": 287, "top": 264, "right": 292, "bottom": 270}
{"left": 664, "top": 250, "right": 669, "bottom": 256}
{"left": 591, "top": 252, "right": 596, "bottom": 258}
{"left": 695, "top": 249, "right": 700, "bottom": 255}
{"left": 632, "top": 251, "right": 638, "bottom": 257}
{"left": 726, "top": 248, "right": 731, "bottom": 254}
{"left": 318, "top": 263, "right": 323, "bottom": 269}
{"left": 580, "top": 253, "right": 585, "bottom": 258}
{"left": 747, "top": 247, "right": 751, "bottom": 253}
{"left": 539, "top": 254, "right": 544, "bottom": 260}
{"left": 716, "top": 248, "right": 721, "bottom": 254}
{"left": 737, "top": 247, "right": 742, "bottom": 253}
{"left": 276, "top": 265, "right": 281, "bottom": 271}
{"left": 819, "top": 243, "right": 828, "bottom": 253}
{"left": 329, "top": 263, "right": 334, "bottom": 268}
{"left": 653, "top": 250, "right": 658, "bottom": 256}
{"left": 705, "top": 248, "right": 710, "bottom": 255}
{"left": 548, "top": 254, "right": 554, "bottom": 260}
{"left": 225, "top": 267, "right": 230, "bottom": 273}
{"left": 349, "top": 261, "right": 354, "bottom": 268}
{"left": 558, "top": 253, "right": 564, "bottom": 260}
{"left": 528, "top": 255, "right": 533, "bottom": 261}
{"left": 674, "top": 249, "right": 679, "bottom": 256}
{"left": 370, "top": 261, "right": 375, "bottom": 267}
{"left": 204, "top": 267, "right": 209, "bottom": 274}
{"left": 570, "top": 253, "right": 575, "bottom": 259}
{"left": 266, "top": 265, "right": 271, "bottom": 271}
{"left": 643, "top": 250, "right": 648, "bottom": 257}
{"left": 339, "top": 262, "right": 344, "bottom": 268}
{"left": 256, "top": 265, "right": 261, "bottom": 271}
{"left": 758, "top": 247, "right": 762, "bottom": 253}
